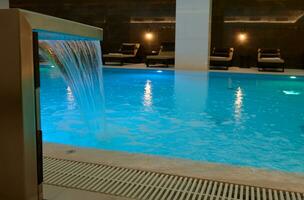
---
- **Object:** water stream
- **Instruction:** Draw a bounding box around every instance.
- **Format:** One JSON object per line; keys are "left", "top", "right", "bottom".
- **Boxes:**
{"left": 39, "top": 40, "right": 105, "bottom": 135}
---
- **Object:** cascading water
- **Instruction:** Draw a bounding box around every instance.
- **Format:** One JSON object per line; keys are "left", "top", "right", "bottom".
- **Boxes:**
{"left": 39, "top": 40, "right": 105, "bottom": 135}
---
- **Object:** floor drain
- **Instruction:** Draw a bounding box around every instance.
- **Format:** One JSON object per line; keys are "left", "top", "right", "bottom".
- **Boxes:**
{"left": 65, "top": 149, "right": 76, "bottom": 154}
{"left": 43, "top": 157, "right": 304, "bottom": 200}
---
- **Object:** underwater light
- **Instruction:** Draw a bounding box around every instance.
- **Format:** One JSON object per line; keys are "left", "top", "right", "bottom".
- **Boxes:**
{"left": 157, "top": 70, "right": 163, "bottom": 73}
{"left": 50, "top": 65, "right": 55, "bottom": 68}
{"left": 290, "top": 76, "right": 297, "bottom": 79}
{"left": 283, "top": 90, "right": 300, "bottom": 95}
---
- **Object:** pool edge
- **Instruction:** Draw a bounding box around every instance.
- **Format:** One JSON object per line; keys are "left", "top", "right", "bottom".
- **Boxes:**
{"left": 43, "top": 142, "right": 304, "bottom": 193}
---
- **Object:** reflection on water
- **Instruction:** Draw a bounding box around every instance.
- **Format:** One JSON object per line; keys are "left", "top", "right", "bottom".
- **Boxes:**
{"left": 143, "top": 80, "right": 153, "bottom": 108}
{"left": 174, "top": 72, "right": 208, "bottom": 112}
{"left": 234, "top": 87, "right": 243, "bottom": 122}
{"left": 66, "top": 86, "right": 76, "bottom": 110}
{"left": 228, "top": 77, "right": 233, "bottom": 89}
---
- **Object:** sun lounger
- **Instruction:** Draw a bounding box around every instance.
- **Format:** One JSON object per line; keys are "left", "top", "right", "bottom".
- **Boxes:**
{"left": 145, "top": 42, "right": 175, "bottom": 67}
{"left": 103, "top": 43, "right": 140, "bottom": 65}
{"left": 209, "top": 48, "right": 234, "bottom": 70}
{"left": 257, "top": 48, "right": 285, "bottom": 72}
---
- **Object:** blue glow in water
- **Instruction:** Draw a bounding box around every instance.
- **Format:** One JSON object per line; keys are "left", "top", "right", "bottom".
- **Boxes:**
{"left": 39, "top": 40, "right": 104, "bottom": 135}
{"left": 40, "top": 67, "right": 304, "bottom": 173}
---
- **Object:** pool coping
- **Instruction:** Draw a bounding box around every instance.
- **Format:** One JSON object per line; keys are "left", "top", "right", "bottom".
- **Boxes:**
{"left": 43, "top": 143, "right": 304, "bottom": 193}
{"left": 103, "top": 65, "right": 304, "bottom": 76}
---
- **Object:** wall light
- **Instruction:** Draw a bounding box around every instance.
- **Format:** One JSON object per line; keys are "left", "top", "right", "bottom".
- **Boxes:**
{"left": 237, "top": 33, "right": 248, "bottom": 44}
{"left": 145, "top": 32, "right": 154, "bottom": 41}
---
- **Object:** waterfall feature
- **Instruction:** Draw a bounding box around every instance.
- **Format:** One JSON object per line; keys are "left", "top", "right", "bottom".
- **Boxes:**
{"left": 39, "top": 40, "right": 105, "bottom": 134}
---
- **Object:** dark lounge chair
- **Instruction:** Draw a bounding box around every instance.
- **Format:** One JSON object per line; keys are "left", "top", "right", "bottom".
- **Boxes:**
{"left": 209, "top": 47, "right": 234, "bottom": 70}
{"left": 257, "top": 48, "right": 285, "bottom": 72}
{"left": 145, "top": 42, "right": 175, "bottom": 68}
{"left": 103, "top": 43, "right": 140, "bottom": 65}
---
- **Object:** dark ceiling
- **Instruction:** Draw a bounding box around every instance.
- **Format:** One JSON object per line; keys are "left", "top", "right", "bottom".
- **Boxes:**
{"left": 10, "top": 0, "right": 176, "bottom": 27}
{"left": 212, "top": 0, "right": 304, "bottom": 23}
{"left": 213, "top": 0, "right": 304, "bottom": 13}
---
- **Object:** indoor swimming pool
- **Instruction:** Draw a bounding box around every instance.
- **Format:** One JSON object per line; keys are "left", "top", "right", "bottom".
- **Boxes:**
{"left": 40, "top": 67, "right": 304, "bottom": 173}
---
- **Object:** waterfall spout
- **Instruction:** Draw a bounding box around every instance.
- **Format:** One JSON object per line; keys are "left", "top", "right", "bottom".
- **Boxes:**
{"left": 39, "top": 40, "right": 105, "bottom": 135}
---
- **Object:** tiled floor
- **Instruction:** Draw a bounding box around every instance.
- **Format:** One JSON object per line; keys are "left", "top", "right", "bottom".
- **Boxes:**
{"left": 43, "top": 156, "right": 304, "bottom": 200}
{"left": 44, "top": 184, "right": 133, "bottom": 200}
{"left": 104, "top": 63, "right": 304, "bottom": 76}
{"left": 104, "top": 63, "right": 175, "bottom": 70}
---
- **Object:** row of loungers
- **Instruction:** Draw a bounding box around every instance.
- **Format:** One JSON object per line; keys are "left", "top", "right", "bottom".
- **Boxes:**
{"left": 103, "top": 42, "right": 175, "bottom": 67}
{"left": 103, "top": 44, "right": 285, "bottom": 72}
{"left": 210, "top": 48, "right": 285, "bottom": 72}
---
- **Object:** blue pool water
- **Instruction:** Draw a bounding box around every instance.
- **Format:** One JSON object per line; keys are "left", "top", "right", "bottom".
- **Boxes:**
{"left": 41, "top": 67, "right": 304, "bottom": 173}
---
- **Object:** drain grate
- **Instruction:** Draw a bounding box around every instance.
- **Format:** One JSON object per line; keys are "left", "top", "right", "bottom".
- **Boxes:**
{"left": 43, "top": 157, "right": 304, "bottom": 200}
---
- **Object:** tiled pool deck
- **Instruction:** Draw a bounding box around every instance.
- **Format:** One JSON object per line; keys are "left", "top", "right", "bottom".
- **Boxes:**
{"left": 104, "top": 64, "right": 304, "bottom": 76}
{"left": 44, "top": 143, "right": 304, "bottom": 200}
